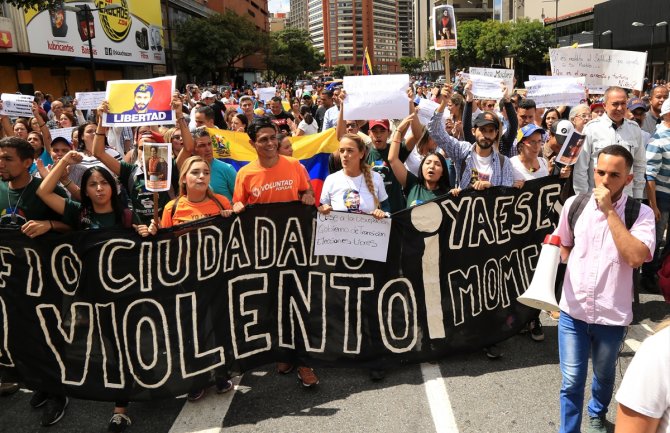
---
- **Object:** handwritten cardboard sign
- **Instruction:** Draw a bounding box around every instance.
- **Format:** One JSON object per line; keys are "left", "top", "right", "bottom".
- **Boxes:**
{"left": 416, "top": 98, "right": 450, "bottom": 126}
{"left": 75, "top": 91, "right": 106, "bottom": 110}
{"left": 468, "top": 74, "right": 504, "bottom": 100}
{"left": 549, "top": 48, "right": 647, "bottom": 91}
{"left": 469, "top": 67, "right": 514, "bottom": 91}
{"left": 314, "top": 211, "right": 391, "bottom": 262}
{"left": 524, "top": 77, "right": 586, "bottom": 108}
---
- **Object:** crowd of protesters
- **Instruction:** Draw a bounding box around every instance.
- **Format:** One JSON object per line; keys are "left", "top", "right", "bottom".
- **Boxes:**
{"left": 1, "top": 72, "right": 669, "bottom": 433}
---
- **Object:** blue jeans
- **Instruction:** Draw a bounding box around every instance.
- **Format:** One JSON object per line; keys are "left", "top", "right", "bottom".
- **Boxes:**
{"left": 558, "top": 312, "right": 626, "bottom": 433}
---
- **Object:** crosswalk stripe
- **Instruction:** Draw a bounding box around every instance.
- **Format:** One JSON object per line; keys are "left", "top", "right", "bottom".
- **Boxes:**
{"left": 421, "top": 362, "right": 460, "bottom": 433}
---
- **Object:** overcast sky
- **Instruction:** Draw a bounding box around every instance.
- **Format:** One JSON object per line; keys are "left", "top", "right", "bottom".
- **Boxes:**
{"left": 268, "top": 0, "right": 289, "bottom": 12}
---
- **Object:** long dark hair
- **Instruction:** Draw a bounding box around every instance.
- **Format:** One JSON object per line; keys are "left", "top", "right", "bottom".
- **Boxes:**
{"left": 78, "top": 167, "right": 124, "bottom": 229}
{"left": 77, "top": 121, "right": 101, "bottom": 152}
{"left": 300, "top": 105, "right": 314, "bottom": 124}
{"left": 417, "top": 152, "right": 450, "bottom": 194}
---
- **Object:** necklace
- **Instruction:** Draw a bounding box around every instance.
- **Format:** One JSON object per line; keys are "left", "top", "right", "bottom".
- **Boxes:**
{"left": 7, "top": 176, "right": 32, "bottom": 224}
{"left": 520, "top": 156, "right": 538, "bottom": 173}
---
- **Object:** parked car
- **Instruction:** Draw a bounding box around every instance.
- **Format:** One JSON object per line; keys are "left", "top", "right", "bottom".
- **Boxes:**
{"left": 435, "top": 75, "right": 447, "bottom": 85}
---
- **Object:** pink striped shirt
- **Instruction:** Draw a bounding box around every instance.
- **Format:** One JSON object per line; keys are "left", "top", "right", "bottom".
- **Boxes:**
{"left": 554, "top": 194, "right": 655, "bottom": 326}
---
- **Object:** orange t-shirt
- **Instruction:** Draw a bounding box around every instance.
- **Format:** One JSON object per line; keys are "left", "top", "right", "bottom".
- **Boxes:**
{"left": 161, "top": 193, "right": 231, "bottom": 228}
{"left": 233, "top": 156, "right": 311, "bottom": 205}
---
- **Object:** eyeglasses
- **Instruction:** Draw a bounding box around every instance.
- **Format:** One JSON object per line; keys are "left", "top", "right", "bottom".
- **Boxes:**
{"left": 576, "top": 114, "right": 590, "bottom": 119}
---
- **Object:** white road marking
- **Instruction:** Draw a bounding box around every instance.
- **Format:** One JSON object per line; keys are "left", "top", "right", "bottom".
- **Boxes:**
{"left": 168, "top": 375, "right": 242, "bottom": 433}
{"left": 421, "top": 362, "right": 460, "bottom": 433}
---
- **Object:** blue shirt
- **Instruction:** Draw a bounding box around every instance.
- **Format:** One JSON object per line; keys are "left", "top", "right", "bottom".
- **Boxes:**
{"left": 210, "top": 158, "right": 237, "bottom": 202}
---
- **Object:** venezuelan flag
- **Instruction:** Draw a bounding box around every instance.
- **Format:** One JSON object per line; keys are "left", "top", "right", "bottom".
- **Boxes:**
{"left": 363, "top": 47, "right": 373, "bottom": 76}
{"left": 207, "top": 128, "right": 340, "bottom": 202}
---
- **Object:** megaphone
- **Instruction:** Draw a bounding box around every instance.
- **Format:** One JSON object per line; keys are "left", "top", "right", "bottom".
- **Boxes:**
{"left": 517, "top": 234, "right": 561, "bottom": 311}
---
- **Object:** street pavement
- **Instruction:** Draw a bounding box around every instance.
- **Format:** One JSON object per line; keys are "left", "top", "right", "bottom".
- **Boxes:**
{"left": 0, "top": 292, "right": 667, "bottom": 433}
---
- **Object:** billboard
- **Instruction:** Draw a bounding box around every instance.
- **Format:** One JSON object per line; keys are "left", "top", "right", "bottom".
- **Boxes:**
{"left": 24, "top": 0, "right": 164, "bottom": 65}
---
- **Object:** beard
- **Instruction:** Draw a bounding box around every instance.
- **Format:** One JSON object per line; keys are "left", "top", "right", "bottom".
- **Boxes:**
{"left": 134, "top": 103, "right": 147, "bottom": 112}
{"left": 477, "top": 138, "right": 494, "bottom": 150}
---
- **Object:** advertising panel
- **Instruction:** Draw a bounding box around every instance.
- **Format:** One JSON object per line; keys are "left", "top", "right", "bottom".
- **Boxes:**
{"left": 24, "top": 0, "right": 164, "bottom": 65}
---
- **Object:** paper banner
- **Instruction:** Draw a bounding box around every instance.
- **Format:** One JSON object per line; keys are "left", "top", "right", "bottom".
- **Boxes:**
{"left": 343, "top": 74, "right": 410, "bottom": 121}
{"left": 417, "top": 99, "right": 450, "bottom": 126}
{"left": 48, "top": 126, "right": 75, "bottom": 142}
{"left": 468, "top": 74, "right": 504, "bottom": 100}
{"left": 257, "top": 87, "right": 277, "bottom": 103}
{"left": 549, "top": 48, "right": 647, "bottom": 91}
{"left": 75, "top": 91, "right": 106, "bottom": 110}
{"left": 103, "top": 76, "right": 176, "bottom": 127}
{"left": 0, "top": 93, "right": 34, "bottom": 117}
{"left": 524, "top": 77, "right": 586, "bottom": 108}
{"left": 469, "top": 67, "right": 514, "bottom": 91}
{"left": 314, "top": 211, "right": 392, "bottom": 262}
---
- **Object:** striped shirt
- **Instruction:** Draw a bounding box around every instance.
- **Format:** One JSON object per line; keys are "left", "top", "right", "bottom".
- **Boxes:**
{"left": 68, "top": 148, "right": 123, "bottom": 188}
{"left": 645, "top": 123, "right": 670, "bottom": 195}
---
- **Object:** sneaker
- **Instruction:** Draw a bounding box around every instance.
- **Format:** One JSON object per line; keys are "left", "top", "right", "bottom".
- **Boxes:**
{"left": 0, "top": 382, "right": 19, "bottom": 397}
{"left": 40, "top": 396, "right": 68, "bottom": 426}
{"left": 107, "top": 413, "right": 131, "bottom": 433}
{"left": 529, "top": 318, "right": 545, "bottom": 342}
{"left": 276, "top": 362, "right": 294, "bottom": 374}
{"left": 297, "top": 366, "right": 319, "bottom": 387}
{"left": 369, "top": 369, "right": 386, "bottom": 381}
{"left": 30, "top": 390, "right": 49, "bottom": 408}
{"left": 586, "top": 415, "right": 606, "bottom": 433}
{"left": 187, "top": 388, "right": 205, "bottom": 402}
{"left": 215, "top": 378, "right": 234, "bottom": 394}
{"left": 484, "top": 345, "right": 503, "bottom": 359}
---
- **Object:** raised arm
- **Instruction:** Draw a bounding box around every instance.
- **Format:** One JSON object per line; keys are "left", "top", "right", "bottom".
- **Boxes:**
{"left": 32, "top": 102, "right": 52, "bottom": 154}
{"left": 173, "top": 92, "right": 193, "bottom": 170}
{"left": 500, "top": 84, "right": 518, "bottom": 156}
{"left": 336, "top": 90, "right": 347, "bottom": 142}
{"left": 93, "top": 101, "right": 121, "bottom": 176}
{"left": 462, "top": 81, "right": 476, "bottom": 143}
{"left": 388, "top": 114, "right": 414, "bottom": 188}
{"left": 36, "top": 150, "right": 82, "bottom": 215}
{"left": 428, "top": 85, "right": 468, "bottom": 164}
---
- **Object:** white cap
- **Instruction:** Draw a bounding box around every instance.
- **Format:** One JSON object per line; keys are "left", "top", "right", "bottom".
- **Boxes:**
{"left": 201, "top": 90, "right": 216, "bottom": 99}
{"left": 661, "top": 98, "right": 670, "bottom": 118}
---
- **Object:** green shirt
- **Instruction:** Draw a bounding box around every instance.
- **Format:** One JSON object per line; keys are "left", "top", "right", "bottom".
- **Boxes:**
{"left": 119, "top": 160, "right": 177, "bottom": 225}
{"left": 367, "top": 141, "right": 410, "bottom": 213}
{"left": 0, "top": 177, "right": 66, "bottom": 226}
{"left": 404, "top": 171, "right": 443, "bottom": 208}
{"left": 62, "top": 199, "right": 141, "bottom": 230}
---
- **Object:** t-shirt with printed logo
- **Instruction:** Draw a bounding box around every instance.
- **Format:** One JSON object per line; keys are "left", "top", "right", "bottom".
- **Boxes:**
{"left": 233, "top": 156, "right": 311, "bottom": 205}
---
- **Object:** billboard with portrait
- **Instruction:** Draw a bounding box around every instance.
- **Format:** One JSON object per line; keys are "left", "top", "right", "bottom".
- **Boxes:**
{"left": 24, "top": 0, "right": 165, "bottom": 65}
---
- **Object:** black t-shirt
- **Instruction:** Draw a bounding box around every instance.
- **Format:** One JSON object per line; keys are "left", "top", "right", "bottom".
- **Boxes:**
{"left": 315, "top": 106, "right": 329, "bottom": 130}
{"left": 270, "top": 110, "right": 295, "bottom": 135}
{"left": 0, "top": 177, "right": 66, "bottom": 227}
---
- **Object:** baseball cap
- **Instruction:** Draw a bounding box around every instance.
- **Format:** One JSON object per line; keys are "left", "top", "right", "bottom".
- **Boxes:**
{"left": 589, "top": 101, "right": 604, "bottom": 111}
{"left": 551, "top": 120, "right": 574, "bottom": 146}
{"left": 369, "top": 119, "right": 390, "bottom": 130}
{"left": 50, "top": 136, "right": 72, "bottom": 147}
{"left": 302, "top": 91, "right": 312, "bottom": 98}
{"left": 473, "top": 112, "right": 499, "bottom": 128}
{"left": 516, "top": 124, "right": 545, "bottom": 142}
{"left": 661, "top": 99, "right": 670, "bottom": 118}
{"left": 201, "top": 90, "right": 216, "bottom": 99}
{"left": 627, "top": 97, "right": 648, "bottom": 112}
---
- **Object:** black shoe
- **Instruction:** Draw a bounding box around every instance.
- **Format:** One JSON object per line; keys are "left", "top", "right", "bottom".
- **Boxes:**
{"left": 107, "top": 413, "right": 131, "bottom": 433}
{"left": 369, "top": 369, "right": 386, "bottom": 381}
{"left": 41, "top": 396, "right": 68, "bottom": 426}
{"left": 215, "top": 377, "right": 234, "bottom": 394}
{"left": 484, "top": 345, "right": 503, "bottom": 359}
{"left": 30, "top": 390, "right": 49, "bottom": 408}
{"left": 529, "top": 318, "right": 545, "bottom": 342}
{"left": 0, "top": 382, "right": 19, "bottom": 397}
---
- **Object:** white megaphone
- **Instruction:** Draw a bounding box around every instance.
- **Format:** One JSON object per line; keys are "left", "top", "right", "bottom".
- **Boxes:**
{"left": 517, "top": 234, "right": 561, "bottom": 311}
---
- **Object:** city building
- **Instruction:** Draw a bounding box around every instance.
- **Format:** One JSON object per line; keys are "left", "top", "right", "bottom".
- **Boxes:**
{"left": 270, "top": 12, "right": 288, "bottom": 32}
{"left": 398, "top": 0, "right": 414, "bottom": 58}
{"left": 288, "top": 0, "right": 308, "bottom": 30}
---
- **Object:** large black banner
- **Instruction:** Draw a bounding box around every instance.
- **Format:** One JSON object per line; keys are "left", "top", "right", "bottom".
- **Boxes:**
{"left": 0, "top": 178, "right": 561, "bottom": 401}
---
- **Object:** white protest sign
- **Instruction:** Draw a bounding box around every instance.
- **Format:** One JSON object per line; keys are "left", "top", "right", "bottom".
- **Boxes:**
{"left": 469, "top": 67, "right": 514, "bottom": 90}
{"left": 314, "top": 211, "right": 391, "bottom": 262}
{"left": 524, "top": 77, "right": 586, "bottom": 108}
{"left": 549, "top": 48, "right": 647, "bottom": 91}
{"left": 305, "top": 85, "right": 313, "bottom": 93}
{"left": 529, "top": 74, "right": 608, "bottom": 95}
{"left": 0, "top": 93, "right": 34, "bottom": 117}
{"left": 417, "top": 98, "right": 450, "bottom": 126}
{"left": 48, "top": 127, "right": 75, "bottom": 142}
{"left": 468, "top": 74, "right": 504, "bottom": 100}
{"left": 257, "top": 87, "right": 277, "bottom": 103}
{"left": 343, "top": 74, "right": 410, "bottom": 121}
{"left": 75, "top": 92, "right": 106, "bottom": 110}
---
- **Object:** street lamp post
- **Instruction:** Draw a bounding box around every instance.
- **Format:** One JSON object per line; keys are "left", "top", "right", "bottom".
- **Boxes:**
{"left": 632, "top": 21, "right": 668, "bottom": 84}
{"left": 543, "top": 0, "right": 559, "bottom": 47}
{"left": 63, "top": 4, "right": 123, "bottom": 91}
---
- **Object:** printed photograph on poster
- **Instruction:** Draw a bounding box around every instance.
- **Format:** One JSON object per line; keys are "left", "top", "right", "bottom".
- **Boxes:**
{"left": 556, "top": 130, "right": 585, "bottom": 166}
{"left": 142, "top": 142, "right": 172, "bottom": 192}
{"left": 433, "top": 5, "right": 457, "bottom": 50}
{"left": 103, "top": 76, "right": 176, "bottom": 127}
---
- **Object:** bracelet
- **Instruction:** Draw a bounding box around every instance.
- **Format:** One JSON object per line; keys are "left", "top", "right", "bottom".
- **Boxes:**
{"left": 62, "top": 179, "right": 72, "bottom": 188}
{"left": 48, "top": 220, "right": 53, "bottom": 230}
{"left": 95, "top": 132, "right": 105, "bottom": 136}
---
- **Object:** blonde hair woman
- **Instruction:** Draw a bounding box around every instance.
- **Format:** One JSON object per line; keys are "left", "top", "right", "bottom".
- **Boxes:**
{"left": 318, "top": 133, "right": 389, "bottom": 219}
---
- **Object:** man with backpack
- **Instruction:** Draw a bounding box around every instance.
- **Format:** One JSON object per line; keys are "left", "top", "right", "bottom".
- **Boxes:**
{"left": 552, "top": 145, "right": 655, "bottom": 433}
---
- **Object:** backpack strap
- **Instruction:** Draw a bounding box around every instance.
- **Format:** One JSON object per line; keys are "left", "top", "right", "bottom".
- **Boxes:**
{"left": 498, "top": 152, "right": 506, "bottom": 172}
{"left": 624, "top": 197, "right": 641, "bottom": 230}
{"left": 211, "top": 195, "right": 225, "bottom": 211}
{"left": 170, "top": 195, "right": 182, "bottom": 218}
{"left": 568, "top": 193, "right": 591, "bottom": 236}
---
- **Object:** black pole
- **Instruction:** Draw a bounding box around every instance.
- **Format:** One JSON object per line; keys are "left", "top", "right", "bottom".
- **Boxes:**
{"left": 554, "top": 0, "right": 558, "bottom": 46}
{"left": 649, "top": 25, "right": 655, "bottom": 84}
{"left": 87, "top": 6, "right": 96, "bottom": 91}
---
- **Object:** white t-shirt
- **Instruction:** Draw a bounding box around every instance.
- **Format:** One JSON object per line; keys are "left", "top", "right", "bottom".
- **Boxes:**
{"left": 298, "top": 119, "right": 319, "bottom": 136}
{"left": 320, "top": 170, "right": 388, "bottom": 214}
{"left": 509, "top": 156, "right": 549, "bottom": 181}
{"left": 404, "top": 146, "right": 423, "bottom": 177}
{"left": 471, "top": 153, "right": 492, "bottom": 183}
{"left": 616, "top": 325, "right": 670, "bottom": 433}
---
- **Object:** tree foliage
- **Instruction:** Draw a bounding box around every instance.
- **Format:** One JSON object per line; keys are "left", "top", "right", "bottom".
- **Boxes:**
{"left": 332, "top": 65, "right": 347, "bottom": 79}
{"left": 400, "top": 57, "right": 424, "bottom": 75}
{"left": 176, "top": 11, "right": 267, "bottom": 83}
{"left": 265, "top": 27, "right": 324, "bottom": 80}
{"left": 506, "top": 18, "right": 554, "bottom": 68}
{"left": 450, "top": 20, "right": 483, "bottom": 69}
